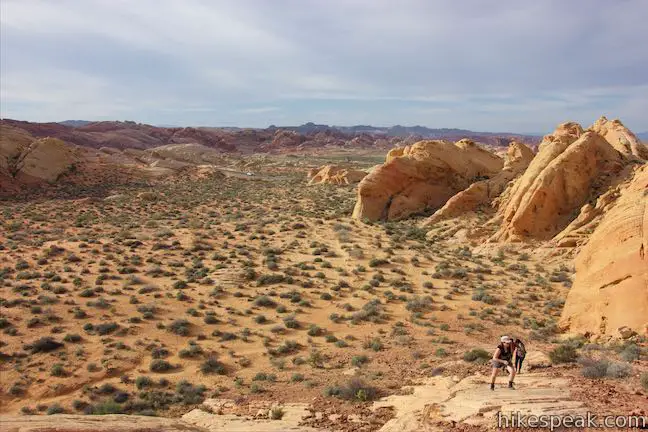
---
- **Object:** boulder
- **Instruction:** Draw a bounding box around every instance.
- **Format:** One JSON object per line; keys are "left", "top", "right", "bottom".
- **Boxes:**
{"left": 423, "top": 141, "right": 534, "bottom": 225}
{"left": 308, "top": 165, "right": 367, "bottom": 185}
{"left": 559, "top": 165, "right": 648, "bottom": 337}
{"left": 492, "top": 127, "right": 625, "bottom": 241}
{"left": 590, "top": 115, "right": 648, "bottom": 159}
{"left": 352, "top": 139, "right": 503, "bottom": 221}
{"left": 0, "top": 132, "right": 78, "bottom": 183}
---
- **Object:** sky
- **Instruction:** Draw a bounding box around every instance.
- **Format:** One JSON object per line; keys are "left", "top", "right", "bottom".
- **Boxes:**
{"left": 1, "top": 0, "right": 647, "bottom": 133}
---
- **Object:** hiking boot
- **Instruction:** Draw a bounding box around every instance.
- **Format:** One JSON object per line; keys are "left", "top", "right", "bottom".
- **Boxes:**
{"left": 508, "top": 381, "right": 515, "bottom": 389}
{"left": 490, "top": 383, "right": 495, "bottom": 391}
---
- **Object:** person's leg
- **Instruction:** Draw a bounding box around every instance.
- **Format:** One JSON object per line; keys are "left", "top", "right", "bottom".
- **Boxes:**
{"left": 515, "top": 356, "right": 521, "bottom": 373}
{"left": 490, "top": 366, "right": 499, "bottom": 390}
{"left": 518, "top": 356, "right": 525, "bottom": 373}
{"left": 507, "top": 365, "right": 516, "bottom": 388}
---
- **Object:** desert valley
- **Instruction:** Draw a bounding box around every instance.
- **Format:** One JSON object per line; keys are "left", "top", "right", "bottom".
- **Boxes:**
{"left": 0, "top": 115, "right": 646, "bottom": 431}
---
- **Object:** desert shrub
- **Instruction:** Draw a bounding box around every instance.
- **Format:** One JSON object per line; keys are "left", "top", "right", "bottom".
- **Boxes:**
{"left": 463, "top": 349, "right": 491, "bottom": 363}
{"left": 549, "top": 344, "right": 578, "bottom": 364}
{"left": 257, "top": 274, "right": 285, "bottom": 286}
{"left": 405, "top": 295, "right": 434, "bottom": 312}
{"left": 63, "top": 333, "right": 82, "bottom": 343}
{"left": 135, "top": 376, "right": 154, "bottom": 389}
{"left": 95, "top": 322, "right": 119, "bottom": 335}
{"left": 253, "top": 372, "right": 277, "bottom": 382}
{"left": 325, "top": 377, "right": 378, "bottom": 402}
{"left": 179, "top": 343, "right": 204, "bottom": 358}
{"left": 307, "top": 324, "right": 323, "bottom": 336}
{"left": 368, "top": 258, "right": 388, "bottom": 268}
{"left": 149, "top": 359, "right": 174, "bottom": 373}
{"left": 175, "top": 380, "right": 206, "bottom": 405}
{"left": 605, "top": 361, "right": 632, "bottom": 378}
{"left": 254, "top": 295, "right": 277, "bottom": 308}
{"left": 27, "top": 337, "right": 63, "bottom": 353}
{"left": 351, "top": 355, "right": 369, "bottom": 366}
{"left": 577, "top": 356, "right": 632, "bottom": 379}
{"left": 50, "top": 363, "right": 66, "bottom": 377}
{"left": 200, "top": 357, "right": 226, "bottom": 375}
{"left": 641, "top": 372, "right": 648, "bottom": 391}
{"left": 46, "top": 404, "right": 65, "bottom": 415}
{"left": 168, "top": 319, "right": 191, "bottom": 336}
{"left": 619, "top": 343, "right": 641, "bottom": 362}
{"left": 291, "top": 373, "right": 305, "bottom": 382}
{"left": 270, "top": 406, "right": 284, "bottom": 420}
{"left": 90, "top": 400, "right": 123, "bottom": 415}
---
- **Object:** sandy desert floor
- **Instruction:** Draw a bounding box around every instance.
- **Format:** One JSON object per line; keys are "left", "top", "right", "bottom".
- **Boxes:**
{"left": 1, "top": 157, "right": 646, "bottom": 431}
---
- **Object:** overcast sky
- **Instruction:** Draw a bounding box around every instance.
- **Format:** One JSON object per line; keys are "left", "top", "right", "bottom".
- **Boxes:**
{"left": 1, "top": 0, "right": 647, "bottom": 133}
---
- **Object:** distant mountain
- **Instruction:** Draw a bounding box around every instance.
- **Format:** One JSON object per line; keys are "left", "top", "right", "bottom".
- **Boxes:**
{"left": 637, "top": 131, "right": 648, "bottom": 141}
{"left": 2, "top": 118, "right": 542, "bottom": 155}
{"left": 59, "top": 120, "right": 92, "bottom": 127}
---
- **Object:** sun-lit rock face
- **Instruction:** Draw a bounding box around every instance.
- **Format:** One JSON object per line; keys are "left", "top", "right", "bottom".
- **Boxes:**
{"left": 489, "top": 114, "right": 648, "bottom": 242}
{"left": 559, "top": 165, "right": 648, "bottom": 337}
{"left": 308, "top": 165, "right": 367, "bottom": 185}
{"left": 352, "top": 139, "right": 503, "bottom": 221}
{"left": 423, "top": 141, "right": 535, "bottom": 225}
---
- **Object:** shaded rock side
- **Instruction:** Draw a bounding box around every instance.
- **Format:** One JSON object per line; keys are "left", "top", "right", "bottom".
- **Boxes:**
{"left": 423, "top": 141, "right": 534, "bottom": 225}
{"left": 559, "top": 165, "right": 648, "bottom": 337}
{"left": 352, "top": 139, "right": 503, "bottom": 221}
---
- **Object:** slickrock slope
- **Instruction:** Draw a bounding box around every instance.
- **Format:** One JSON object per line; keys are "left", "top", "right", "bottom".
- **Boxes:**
{"left": 0, "top": 414, "right": 208, "bottom": 432}
{"left": 374, "top": 373, "right": 586, "bottom": 432}
{"left": 308, "top": 165, "right": 367, "bottom": 185}
{"left": 422, "top": 141, "right": 534, "bottom": 225}
{"left": 0, "top": 125, "right": 79, "bottom": 184}
{"left": 352, "top": 139, "right": 503, "bottom": 221}
{"left": 559, "top": 165, "right": 648, "bottom": 338}
{"left": 491, "top": 118, "right": 647, "bottom": 241}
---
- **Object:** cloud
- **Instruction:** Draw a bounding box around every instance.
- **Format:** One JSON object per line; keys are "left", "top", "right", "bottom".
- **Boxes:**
{"left": 1, "top": 0, "right": 647, "bottom": 132}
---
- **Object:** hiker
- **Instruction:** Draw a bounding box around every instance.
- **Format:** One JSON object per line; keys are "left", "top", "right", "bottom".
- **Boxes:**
{"left": 489, "top": 335, "right": 516, "bottom": 390}
{"left": 514, "top": 338, "right": 526, "bottom": 373}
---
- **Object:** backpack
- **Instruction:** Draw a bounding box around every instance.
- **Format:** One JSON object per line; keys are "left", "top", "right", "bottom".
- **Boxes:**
{"left": 516, "top": 341, "right": 526, "bottom": 357}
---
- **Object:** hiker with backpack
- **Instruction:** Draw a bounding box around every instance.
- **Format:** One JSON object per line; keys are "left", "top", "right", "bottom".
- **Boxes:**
{"left": 514, "top": 338, "right": 526, "bottom": 373}
{"left": 489, "top": 335, "right": 516, "bottom": 390}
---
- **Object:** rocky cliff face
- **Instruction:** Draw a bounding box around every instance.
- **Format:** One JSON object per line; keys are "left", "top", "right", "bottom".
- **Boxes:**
{"left": 352, "top": 139, "right": 503, "bottom": 221}
{"left": 491, "top": 118, "right": 647, "bottom": 241}
{"left": 422, "top": 141, "right": 534, "bottom": 225}
{"left": 559, "top": 165, "right": 648, "bottom": 337}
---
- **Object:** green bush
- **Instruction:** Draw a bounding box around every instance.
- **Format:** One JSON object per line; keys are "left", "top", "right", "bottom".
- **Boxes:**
{"left": 463, "top": 349, "right": 491, "bottom": 363}
{"left": 549, "top": 344, "right": 578, "bottom": 364}
{"left": 641, "top": 372, "right": 648, "bottom": 391}
{"left": 150, "top": 359, "right": 174, "bottom": 373}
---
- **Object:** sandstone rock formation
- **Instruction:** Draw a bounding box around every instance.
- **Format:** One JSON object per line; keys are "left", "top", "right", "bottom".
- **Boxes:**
{"left": 559, "top": 165, "right": 648, "bottom": 337}
{"left": 352, "top": 139, "right": 503, "bottom": 221}
{"left": 0, "top": 128, "right": 79, "bottom": 183}
{"left": 308, "top": 165, "right": 367, "bottom": 185}
{"left": 0, "top": 414, "right": 208, "bottom": 432}
{"left": 491, "top": 118, "right": 646, "bottom": 241}
{"left": 590, "top": 116, "right": 648, "bottom": 159}
{"left": 422, "top": 141, "right": 534, "bottom": 225}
